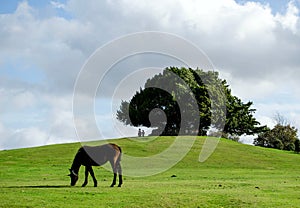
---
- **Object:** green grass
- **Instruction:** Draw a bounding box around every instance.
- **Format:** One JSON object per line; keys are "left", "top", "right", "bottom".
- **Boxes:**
{"left": 1, "top": 136, "right": 300, "bottom": 207}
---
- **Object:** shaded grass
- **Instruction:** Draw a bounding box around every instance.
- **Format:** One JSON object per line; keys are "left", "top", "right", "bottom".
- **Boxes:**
{"left": 1, "top": 136, "right": 300, "bottom": 207}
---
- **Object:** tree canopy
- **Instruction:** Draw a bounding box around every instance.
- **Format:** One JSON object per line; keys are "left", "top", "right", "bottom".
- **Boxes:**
{"left": 116, "top": 67, "right": 265, "bottom": 136}
{"left": 253, "top": 124, "right": 298, "bottom": 151}
{"left": 254, "top": 112, "right": 299, "bottom": 152}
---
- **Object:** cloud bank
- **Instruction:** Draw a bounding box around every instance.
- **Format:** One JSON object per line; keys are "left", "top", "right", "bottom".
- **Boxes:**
{"left": 0, "top": 0, "right": 299, "bottom": 149}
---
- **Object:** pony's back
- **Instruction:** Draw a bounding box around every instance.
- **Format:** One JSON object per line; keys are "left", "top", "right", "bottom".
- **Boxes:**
{"left": 79, "top": 143, "right": 121, "bottom": 166}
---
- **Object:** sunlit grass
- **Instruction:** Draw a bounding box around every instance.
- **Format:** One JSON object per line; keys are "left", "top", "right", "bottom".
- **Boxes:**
{"left": 0, "top": 136, "right": 300, "bottom": 207}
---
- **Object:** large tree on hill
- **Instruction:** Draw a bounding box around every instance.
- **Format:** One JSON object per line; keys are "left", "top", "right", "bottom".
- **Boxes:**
{"left": 116, "top": 67, "right": 265, "bottom": 136}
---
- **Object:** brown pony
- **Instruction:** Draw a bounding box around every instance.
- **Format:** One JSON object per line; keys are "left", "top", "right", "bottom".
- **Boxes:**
{"left": 68, "top": 143, "right": 122, "bottom": 187}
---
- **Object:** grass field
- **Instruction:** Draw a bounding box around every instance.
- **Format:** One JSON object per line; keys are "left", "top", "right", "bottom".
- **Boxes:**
{"left": 1, "top": 136, "right": 300, "bottom": 207}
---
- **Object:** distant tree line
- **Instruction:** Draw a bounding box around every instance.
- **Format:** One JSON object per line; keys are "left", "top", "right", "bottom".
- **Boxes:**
{"left": 253, "top": 113, "right": 300, "bottom": 153}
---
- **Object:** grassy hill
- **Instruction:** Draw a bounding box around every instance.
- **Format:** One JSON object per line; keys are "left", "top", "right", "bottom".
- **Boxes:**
{"left": 0, "top": 136, "right": 299, "bottom": 207}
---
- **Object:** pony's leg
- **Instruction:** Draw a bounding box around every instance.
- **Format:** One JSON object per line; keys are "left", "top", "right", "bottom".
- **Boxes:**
{"left": 111, "top": 173, "right": 117, "bottom": 187}
{"left": 88, "top": 166, "right": 98, "bottom": 187}
{"left": 82, "top": 166, "right": 89, "bottom": 187}
{"left": 110, "top": 161, "right": 117, "bottom": 187}
{"left": 117, "top": 163, "right": 123, "bottom": 187}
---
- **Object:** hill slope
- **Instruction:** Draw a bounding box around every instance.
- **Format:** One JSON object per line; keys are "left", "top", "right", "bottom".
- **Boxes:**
{"left": 0, "top": 136, "right": 299, "bottom": 207}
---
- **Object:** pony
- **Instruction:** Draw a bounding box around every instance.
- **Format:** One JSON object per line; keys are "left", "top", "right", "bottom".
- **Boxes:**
{"left": 68, "top": 143, "right": 122, "bottom": 187}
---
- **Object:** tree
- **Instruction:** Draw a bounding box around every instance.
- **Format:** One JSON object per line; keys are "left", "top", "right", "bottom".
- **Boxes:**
{"left": 254, "top": 112, "right": 299, "bottom": 152}
{"left": 273, "top": 112, "right": 290, "bottom": 126}
{"left": 253, "top": 124, "right": 298, "bottom": 151}
{"left": 116, "top": 67, "right": 265, "bottom": 136}
{"left": 295, "top": 139, "right": 300, "bottom": 153}
{"left": 223, "top": 90, "right": 266, "bottom": 136}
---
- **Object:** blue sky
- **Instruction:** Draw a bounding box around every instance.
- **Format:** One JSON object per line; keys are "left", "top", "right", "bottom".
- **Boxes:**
{"left": 0, "top": 0, "right": 300, "bottom": 149}
{"left": 1, "top": 0, "right": 297, "bottom": 14}
{"left": 236, "top": 0, "right": 299, "bottom": 13}
{"left": 0, "top": 1, "right": 277, "bottom": 11}
{"left": 0, "top": 0, "right": 66, "bottom": 13}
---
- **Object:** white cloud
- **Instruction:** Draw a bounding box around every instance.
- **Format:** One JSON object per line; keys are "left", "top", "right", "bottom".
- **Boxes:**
{"left": 1, "top": 127, "right": 48, "bottom": 149}
{"left": 0, "top": 122, "right": 12, "bottom": 149}
{"left": 276, "top": 1, "right": 299, "bottom": 33}
{"left": 0, "top": 1, "right": 90, "bottom": 94}
{"left": 2, "top": 0, "right": 299, "bottom": 92}
{"left": 0, "top": 0, "right": 300, "bottom": 149}
{"left": 11, "top": 90, "right": 36, "bottom": 109}
{"left": 50, "top": 1, "right": 65, "bottom": 9}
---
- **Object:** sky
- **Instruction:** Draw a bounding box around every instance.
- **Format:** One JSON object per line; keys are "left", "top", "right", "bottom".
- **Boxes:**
{"left": 0, "top": 0, "right": 300, "bottom": 149}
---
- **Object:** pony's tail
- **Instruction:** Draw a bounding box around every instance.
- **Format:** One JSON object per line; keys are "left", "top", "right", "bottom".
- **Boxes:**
{"left": 117, "top": 146, "right": 122, "bottom": 162}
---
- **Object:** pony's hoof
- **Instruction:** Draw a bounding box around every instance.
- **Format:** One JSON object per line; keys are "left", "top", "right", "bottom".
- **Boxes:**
{"left": 118, "top": 184, "right": 122, "bottom": 187}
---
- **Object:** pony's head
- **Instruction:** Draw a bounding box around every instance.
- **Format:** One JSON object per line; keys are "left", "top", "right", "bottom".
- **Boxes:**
{"left": 68, "top": 169, "right": 78, "bottom": 186}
